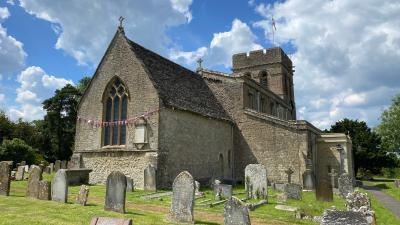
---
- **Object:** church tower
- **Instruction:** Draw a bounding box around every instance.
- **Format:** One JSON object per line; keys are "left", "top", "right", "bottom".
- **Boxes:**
{"left": 232, "top": 47, "right": 296, "bottom": 119}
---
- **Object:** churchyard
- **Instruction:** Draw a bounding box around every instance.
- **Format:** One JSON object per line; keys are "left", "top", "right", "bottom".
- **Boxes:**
{"left": 0, "top": 163, "right": 399, "bottom": 225}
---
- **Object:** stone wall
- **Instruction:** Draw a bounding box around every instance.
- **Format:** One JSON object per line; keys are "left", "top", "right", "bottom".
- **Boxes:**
{"left": 158, "top": 108, "right": 233, "bottom": 187}
{"left": 75, "top": 29, "right": 160, "bottom": 185}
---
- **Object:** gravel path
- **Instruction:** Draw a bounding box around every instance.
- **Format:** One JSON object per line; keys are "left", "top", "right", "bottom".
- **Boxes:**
{"left": 363, "top": 184, "right": 400, "bottom": 218}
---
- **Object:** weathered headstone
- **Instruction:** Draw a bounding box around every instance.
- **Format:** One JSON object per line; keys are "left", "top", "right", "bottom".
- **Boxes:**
{"left": 321, "top": 209, "right": 368, "bottom": 225}
{"left": 54, "top": 160, "right": 61, "bottom": 172}
{"left": 61, "top": 160, "right": 67, "bottom": 169}
{"left": 276, "top": 193, "right": 288, "bottom": 204}
{"left": 284, "top": 183, "right": 302, "bottom": 200}
{"left": 195, "top": 180, "right": 204, "bottom": 196}
{"left": 214, "top": 183, "right": 233, "bottom": 199}
{"left": 52, "top": 169, "right": 68, "bottom": 203}
{"left": 169, "top": 171, "right": 195, "bottom": 224}
{"left": 144, "top": 165, "right": 156, "bottom": 191}
{"left": 89, "top": 217, "right": 132, "bottom": 225}
{"left": 245, "top": 164, "right": 268, "bottom": 199}
{"left": 328, "top": 168, "right": 338, "bottom": 189}
{"left": 105, "top": 171, "right": 127, "bottom": 213}
{"left": 303, "top": 161, "right": 314, "bottom": 190}
{"left": 316, "top": 177, "right": 333, "bottom": 202}
{"left": 76, "top": 185, "right": 90, "bottom": 206}
{"left": 0, "top": 161, "right": 12, "bottom": 196}
{"left": 24, "top": 165, "right": 29, "bottom": 173}
{"left": 338, "top": 174, "right": 353, "bottom": 198}
{"left": 285, "top": 168, "right": 294, "bottom": 183}
{"left": 49, "top": 163, "right": 54, "bottom": 173}
{"left": 126, "top": 177, "right": 134, "bottom": 192}
{"left": 394, "top": 179, "right": 400, "bottom": 188}
{"left": 15, "top": 165, "right": 25, "bottom": 181}
{"left": 26, "top": 167, "right": 42, "bottom": 198}
{"left": 68, "top": 153, "right": 82, "bottom": 169}
{"left": 224, "top": 196, "right": 251, "bottom": 225}
{"left": 38, "top": 180, "right": 51, "bottom": 200}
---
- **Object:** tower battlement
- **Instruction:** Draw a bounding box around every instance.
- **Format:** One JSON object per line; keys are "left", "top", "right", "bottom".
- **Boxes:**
{"left": 232, "top": 47, "right": 292, "bottom": 72}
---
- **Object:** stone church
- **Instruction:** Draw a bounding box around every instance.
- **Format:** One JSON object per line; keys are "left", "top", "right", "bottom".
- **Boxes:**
{"left": 74, "top": 25, "right": 354, "bottom": 189}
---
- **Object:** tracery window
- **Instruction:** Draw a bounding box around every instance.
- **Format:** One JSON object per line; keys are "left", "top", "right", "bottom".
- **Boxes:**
{"left": 103, "top": 78, "right": 128, "bottom": 146}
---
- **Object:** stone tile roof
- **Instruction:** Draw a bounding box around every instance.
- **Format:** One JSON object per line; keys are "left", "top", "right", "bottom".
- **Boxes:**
{"left": 127, "top": 39, "right": 231, "bottom": 122}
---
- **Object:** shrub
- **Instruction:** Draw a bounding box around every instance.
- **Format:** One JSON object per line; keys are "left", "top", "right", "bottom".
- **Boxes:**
{"left": 0, "top": 138, "right": 41, "bottom": 165}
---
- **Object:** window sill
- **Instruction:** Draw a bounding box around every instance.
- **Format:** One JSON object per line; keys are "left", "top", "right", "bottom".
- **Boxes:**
{"left": 102, "top": 145, "right": 126, "bottom": 149}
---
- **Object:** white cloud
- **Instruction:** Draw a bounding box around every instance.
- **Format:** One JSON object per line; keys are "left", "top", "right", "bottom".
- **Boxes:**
{"left": 18, "top": 0, "right": 193, "bottom": 66}
{"left": 252, "top": 0, "right": 400, "bottom": 128}
{"left": 0, "top": 7, "right": 10, "bottom": 20}
{"left": 170, "top": 19, "right": 262, "bottom": 68}
{"left": 9, "top": 66, "right": 73, "bottom": 121}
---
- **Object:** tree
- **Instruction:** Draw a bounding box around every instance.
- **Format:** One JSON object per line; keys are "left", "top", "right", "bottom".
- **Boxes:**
{"left": 0, "top": 138, "right": 40, "bottom": 165}
{"left": 0, "top": 112, "right": 13, "bottom": 144}
{"left": 330, "top": 118, "right": 397, "bottom": 175}
{"left": 376, "top": 94, "right": 400, "bottom": 153}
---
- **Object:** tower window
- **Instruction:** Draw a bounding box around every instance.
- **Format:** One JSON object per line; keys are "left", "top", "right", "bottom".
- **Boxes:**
{"left": 260, "top": 72, "right": 268, "bottom": 88}
{"left": 103, "top": 77, "right": 128, "bottom": 146}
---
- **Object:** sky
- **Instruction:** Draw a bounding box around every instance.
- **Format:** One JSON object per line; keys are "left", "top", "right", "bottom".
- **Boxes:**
{"left": 0, "top": 0, "right": 399, "bottom": 129}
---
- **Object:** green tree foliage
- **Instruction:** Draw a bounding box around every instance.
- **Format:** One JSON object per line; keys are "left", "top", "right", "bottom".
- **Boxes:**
{"left": 0, "top": 112, "right": 13, "bottom": 143}
{"left": 330, "top": 118, "right": 398, "bottom": 175}
{"left": 0, "top": 138, "right": 39, "bottom": 165}
{"left": 376, "top": 94, "right": 400, "bottom": 152}
{"left": 76, "top": 76, "right": 91, "bottom": 96}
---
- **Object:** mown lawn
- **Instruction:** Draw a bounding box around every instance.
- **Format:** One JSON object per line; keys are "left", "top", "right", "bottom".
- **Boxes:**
{"left": 0, "top": 174, "right": 398, "bottom": 225}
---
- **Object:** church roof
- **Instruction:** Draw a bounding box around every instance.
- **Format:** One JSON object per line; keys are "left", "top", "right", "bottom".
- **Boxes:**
{"left": 126, "top": 38, "right": 232, "bottom": 122}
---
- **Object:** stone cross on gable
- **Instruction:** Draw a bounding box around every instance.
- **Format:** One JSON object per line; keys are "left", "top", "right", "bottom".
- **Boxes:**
{"left": 328, "top": 168, "right": 338, "bottom": 189}
{"left": 197, "top": 58, "right": 203, "bottom": 70}
{"left": 119, "top": 16, "right": 125, "bottom": 28}
{"left": 285, "top": 168, "right": 294, "bottom": 183}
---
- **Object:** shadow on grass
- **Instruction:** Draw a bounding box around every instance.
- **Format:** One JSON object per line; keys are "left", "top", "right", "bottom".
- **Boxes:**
{"left": 373, "top": 183, "right": 390, "bottom": 189}
{"left": 371, "top": 178, "right": 395, "bottom": 182}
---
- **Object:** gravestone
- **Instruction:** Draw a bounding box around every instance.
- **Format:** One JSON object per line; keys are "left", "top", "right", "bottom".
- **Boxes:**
{"left": 169, "top": 171, "right": 195, "bottom": 224}
{"left": 285, "top": 168, "right": 294, "bottom": 183}
{"left": 195, "top": 180, "right": 204, "bottom": 196}
{"left": 52, "top": 169, "right": 68, "bottom": 203}
{"left": 49, "top": 163, "right": 54, "bottom": 173}
{"left": 338, "top": 174, "right": 353, "bottom": 198}
{"left": 214, "top": 184, "right": 233, "bottom": 199}
{"left": 328, "top": 168, "right": 338, "bottom": 189}
{"left": 24, "top": 165, "right": 29, "bottom": 173}
{"left": 15, "top": 165, "right": 25, "bottom": 181}
{"left": 346, "top": 191, "right": 371, "bottom": 211}
{"left": 76, "top": 185, "right": 90, "bottom": 206}
{"left": 0, "top": 161, "right": 12, "bottom": 196}
{"left": 54, "top": 160, "right": 61, "bottom": 172}
{"left": 321, "top": 209, "right": 368, "bottom": 225}
{"left": 105, "top": 171, "right": 127, "bottom": 213}
{"left": 39, "top": 163, "right": 45, "bottom": 171}
{"left": 26, "top": 167, "right": 43, "bottom": 198}
{"left": 68, "top": 153, "right": 82, "bottom": 169}
{"left": 245, "top": 164, "right": 268, "bottom": 199}
{"left": 61, "top": 160, "right": 67, "bottom": 169}
{"left": 316, "top": 177, "right": 333, "bottom": 202}
{"left": 20, "top": 161, "right": 26, "bottom": 166}
{"left": 144, "top": 165, "right": 156, "bottom": 191}
{"left": 38, "top": 180, "right": 51, "bottom": 200}
{"left": 224, "top": 196, "right": 251, "bottom": 225}
{"left": 44, "top": 166, "right": 51, "bottom": 174}
{"left": 394, "top": 179, "right": 400, "bottom": 188}
{"left": 276, "top": 193, "right": 288, "bottom": 204}
{"left": 303, "top": 165, "right": 314, "bottom": 190}
{"left": 89, "top": 217, "right": 132, "bottom": 225}
{"left": 126, "top": 177, "right": 134, "bottom": 192}
{"left": 284, "top": 183, "right": 302, "bottom": 200}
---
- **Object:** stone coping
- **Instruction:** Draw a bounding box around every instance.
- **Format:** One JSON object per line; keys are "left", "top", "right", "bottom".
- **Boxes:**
{"left": 74, "top": 149, "right": 158, "bottom": 153}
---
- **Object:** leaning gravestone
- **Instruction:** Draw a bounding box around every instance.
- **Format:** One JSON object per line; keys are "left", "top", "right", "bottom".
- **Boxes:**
{"left": 54, "top": 160, "right": 61, "bottom": 172}
{"left": 245, "top": 164, "right": 268, "bottom": 199}
{"left": 126, "top": 177, "right": 134, "bottom": 192}
{"left": 144, "top": 165, "right": 156, "bottom": 191}
{"left": 284, "top": 183, "right": 302, "bottom": 200}
{"left": 394, "top": 179, "right": 400, "bottom": 188}
{"left": 316, "top": 177, "right": 333, "bottom": 202}
{"left": 321, "top": 209, "right": 368, "bottom": 225}
{"left": 224, "top": 196, "right": 251, "bottom": 225}
{"left": 169, "top": 171, "right": 195, "bottom": 224}
{"left": 15, "top": 165, "right": 25, "bottom": 181}
{"left": 38, "top": 180, "right": 51, "bottom": 200}
{"left": 338, "top": 174, "right": 353, "bottom": 198}
{"left": 90, "top": 217, "right": 132, "bottom": 225}
{"left": 76, "top": 185, "right": 90, "bottom": 206}
{"left": 52, "top": 169, "right": 68, "bottom": 203}
{"left": 0, "top": 161, "right": 12, "bottom": 196}
{"left": 26, "top": 167, "right": 42, "bottom": 198}
{"left": 105, "top": 171, "right": 127, "bottom": 213}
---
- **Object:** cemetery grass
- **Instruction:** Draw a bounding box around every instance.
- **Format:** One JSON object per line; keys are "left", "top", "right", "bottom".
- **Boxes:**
{"left": 362, "top": 190, "right": 400, "bottom": 225}
{"left": 0, "top": 175, "right": 397, "bottom": 225}
{"left": 364, "top": 177, "right": 400, "bottom": 202}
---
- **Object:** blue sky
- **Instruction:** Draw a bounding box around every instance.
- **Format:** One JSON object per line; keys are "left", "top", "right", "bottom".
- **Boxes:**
{"left": 0, "top": 0, "right": 399, "bottom": 129}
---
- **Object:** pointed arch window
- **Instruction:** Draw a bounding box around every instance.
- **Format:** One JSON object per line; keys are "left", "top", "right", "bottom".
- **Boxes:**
{"left": 103, "top": 78, "right": 128, "bottom": 146}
